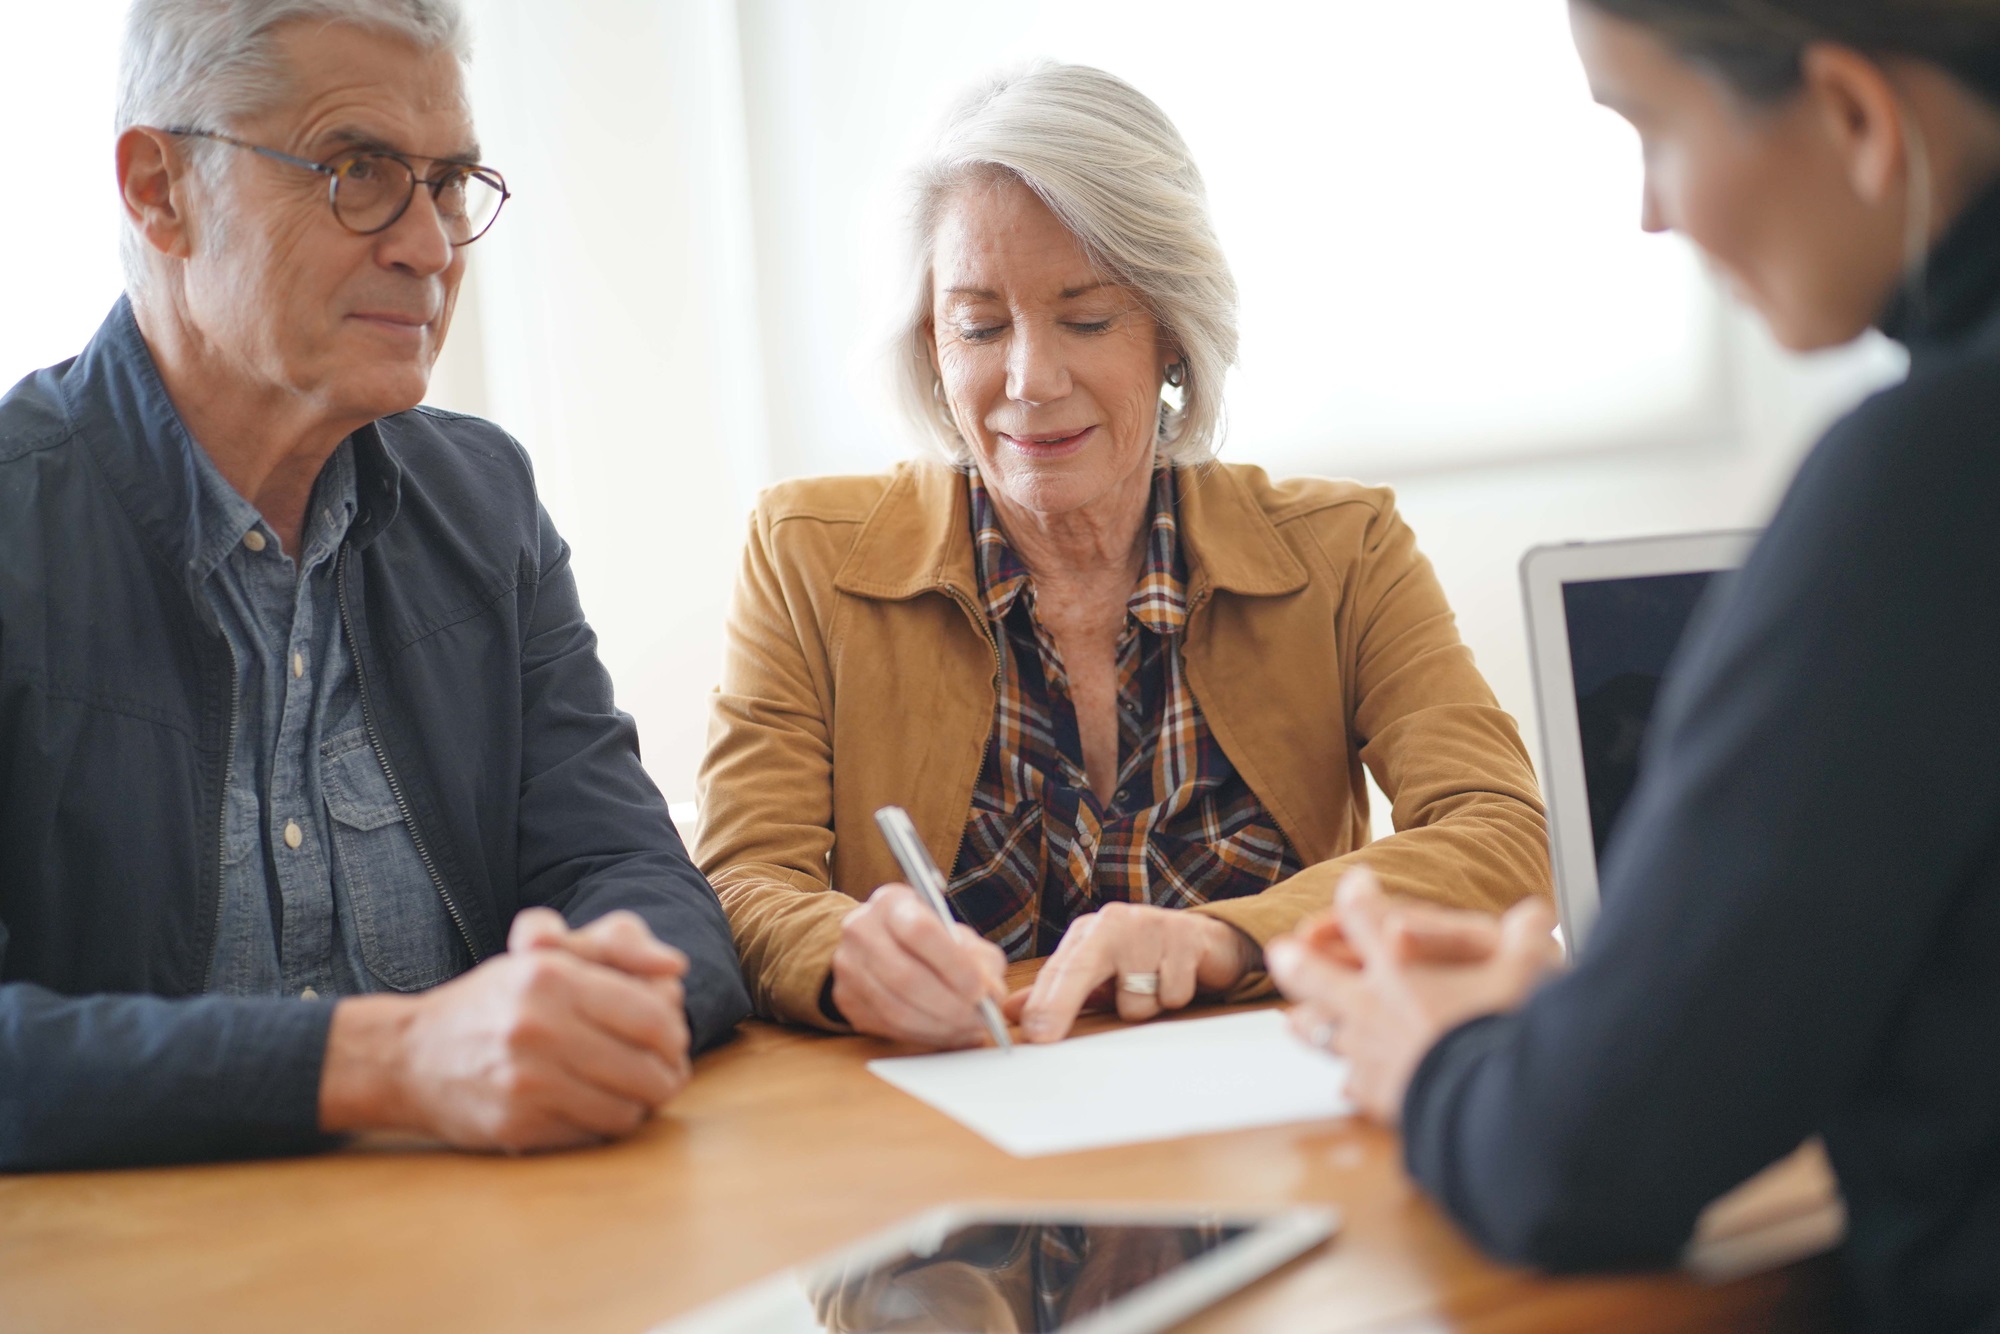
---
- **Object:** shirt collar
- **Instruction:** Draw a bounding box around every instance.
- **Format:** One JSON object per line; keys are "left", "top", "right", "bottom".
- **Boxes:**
{"left": 60, "top": 297, "right": 400, "bottom": 581}
{"left": 966, "top": 465, "right": 1188, "bottom": 634}
{"left": 184, "top": 432, "right": 360, "bottom": 587}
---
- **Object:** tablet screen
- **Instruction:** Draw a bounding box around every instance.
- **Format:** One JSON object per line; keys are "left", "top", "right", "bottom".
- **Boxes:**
{"left": 1561, "top": 570, "right": 1720, "bottom": 867}
{"left": 810, "top": 1221, "right": 1250, "bottom": 1332}
{"left": 655, "top": 1205, "right": 1338, "bottom": 1334}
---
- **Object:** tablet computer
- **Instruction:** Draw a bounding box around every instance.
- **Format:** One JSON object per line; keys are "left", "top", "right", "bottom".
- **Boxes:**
{"left": 1521, "top": 531, "right": 1755, "bottom": 952}
{"left": 652, "top": 1202, "right": 1340, "bottom": 1334}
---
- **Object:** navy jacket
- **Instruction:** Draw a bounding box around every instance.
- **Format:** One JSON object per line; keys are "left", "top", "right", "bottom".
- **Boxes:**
{"left": 1402, "top": 186, "right": 2000, "bottom": 1328}
{"left": 0, "top": 300, "right": 750, "bottom": 1170}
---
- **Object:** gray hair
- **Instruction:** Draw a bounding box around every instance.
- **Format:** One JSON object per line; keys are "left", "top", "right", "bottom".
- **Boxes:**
{"left": 894, "top": 62, "right": 1239, "bottom": 467}
{"left": 116, "top": 0, "right": 471, "bottom": 287}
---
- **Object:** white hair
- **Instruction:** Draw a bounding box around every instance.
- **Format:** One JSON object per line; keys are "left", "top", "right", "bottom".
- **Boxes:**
{"left": 894, "top": 62, "right": 1239, "bottom": 467}
{"left": 116, "top": 0, "right": 471, "bottom": 287}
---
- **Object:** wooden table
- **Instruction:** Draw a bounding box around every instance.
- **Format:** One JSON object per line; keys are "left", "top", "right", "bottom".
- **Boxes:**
{"left": 0, "top": 979, "right": 1842, "bottom": 1333}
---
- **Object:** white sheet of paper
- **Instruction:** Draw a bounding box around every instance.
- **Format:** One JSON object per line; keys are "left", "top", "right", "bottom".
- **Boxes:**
{"left": 866, "top": 1009, "right": 1352, "bottom": 1158}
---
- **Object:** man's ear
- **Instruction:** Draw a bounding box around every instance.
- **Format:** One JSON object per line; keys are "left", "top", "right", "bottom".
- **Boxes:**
{"left": 116, "top": 126, "right": 196, "bottom": 263}
{"left": 1800, "top": 42, "right": 1909, "bottom": 208}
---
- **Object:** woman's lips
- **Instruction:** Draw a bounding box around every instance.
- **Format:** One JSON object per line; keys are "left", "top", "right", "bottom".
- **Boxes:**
{"left": 998, "top": 425, "right": 1096, "bottom": 456}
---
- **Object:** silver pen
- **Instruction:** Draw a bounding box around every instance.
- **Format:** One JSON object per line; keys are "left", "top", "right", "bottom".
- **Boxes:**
{"left": 874, "top": 805, "right": 1013, "bottom": 1052}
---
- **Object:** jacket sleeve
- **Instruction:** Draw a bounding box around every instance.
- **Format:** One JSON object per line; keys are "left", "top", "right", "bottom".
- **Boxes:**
{"left": 1397, "top": 383, "right": 2000, "bottom": 1268}
{"left": 695, "top": 504, "right": 855, "bottom": 1030}
{"left": 1191, "top": 495, "right": 1551, "bottom": 957}
{"left": 0, "top": 921, "right": 337, "bottom": 1171}
{"left": 513, "top": 503, "right": 750, "bottom": 1052}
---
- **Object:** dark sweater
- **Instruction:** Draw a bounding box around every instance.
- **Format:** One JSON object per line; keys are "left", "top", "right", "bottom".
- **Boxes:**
{"left": 1402, "top": 182, "right": 2000, "bottom": 1333}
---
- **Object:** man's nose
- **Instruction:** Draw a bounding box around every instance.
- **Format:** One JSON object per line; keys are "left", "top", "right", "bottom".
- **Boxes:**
{"left": 375, "top": 185, "right": 456, "bottom": 276}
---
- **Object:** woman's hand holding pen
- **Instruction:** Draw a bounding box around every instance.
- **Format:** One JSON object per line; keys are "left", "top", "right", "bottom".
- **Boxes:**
{"left": 830, "top": 882, "right": 1009, "bottom": 1049}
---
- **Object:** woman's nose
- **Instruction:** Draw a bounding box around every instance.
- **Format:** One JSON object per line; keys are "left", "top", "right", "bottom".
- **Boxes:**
{"left": 1006, "top": 322, "right": 1072, "bottom": 405}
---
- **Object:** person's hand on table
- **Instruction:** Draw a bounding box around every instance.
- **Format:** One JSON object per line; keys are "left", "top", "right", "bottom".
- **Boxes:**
{"left": 1267, "top": 866, "right": 1560, "bottom": 1123}
{"left": 1002, "top": 902, "right": 1260, "bottom": 1043}
{"left": 829, "top": 882, "right": 1008, "bottom": 1049}
{"left": 318, "top": 908, "right": 694, "bottom": 1152}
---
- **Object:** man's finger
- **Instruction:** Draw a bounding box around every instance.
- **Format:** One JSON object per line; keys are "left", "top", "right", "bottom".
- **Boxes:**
{"left": 508, "top": 906, "right": 570, "bottom": 953}
{"left": 542, "top": 1006, "right": 683, "bottom": 1109}
{"left": 538, "top": 1070, "right": 657, "bottom": 1142}
{"left": 554, "top": 954, "right": 686, "bottom": 1067}
{"left": 566, "top": 911, "right": 691, "bottom": 980}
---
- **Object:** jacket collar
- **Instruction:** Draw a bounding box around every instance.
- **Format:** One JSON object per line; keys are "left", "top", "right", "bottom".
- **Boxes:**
{"left": 61, "top": 297, "right": 405, "bottom": 593}
{"left": 834, "top": 457, "right": 1307, "bottom": 604}
{"left": 1877, "top": 175, "right": 2000, "bottom": 368}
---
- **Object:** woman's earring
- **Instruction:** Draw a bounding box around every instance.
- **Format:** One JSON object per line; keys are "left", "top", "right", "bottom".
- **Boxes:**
{"left": 932, "top": 377, "right": 963, "bottom": 438}
{"left": 1164, "top": 362, "right": 1187, "bottom": 388}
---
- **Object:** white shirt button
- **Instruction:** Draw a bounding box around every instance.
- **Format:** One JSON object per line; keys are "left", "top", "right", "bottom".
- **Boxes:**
{"left": 283, "top": 820, "right": 303, "bottom": 849}
{"left": 242, "top": 530, "right": 267, "bottom": 553}
{"left": 300, "top": 987, "right": 319, "bottom": 1001}
{"left": 292, "top": 652, "right": 304, "bottom": 679}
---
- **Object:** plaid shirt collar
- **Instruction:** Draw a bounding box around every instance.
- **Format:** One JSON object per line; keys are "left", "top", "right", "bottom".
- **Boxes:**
{"left": 966, "top": 466, "right": 1188, "bottom": 635}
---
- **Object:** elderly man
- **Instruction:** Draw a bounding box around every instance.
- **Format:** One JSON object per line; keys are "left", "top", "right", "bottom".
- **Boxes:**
{"left": 0, "top": 0, "right": 749, "bottom": 1170}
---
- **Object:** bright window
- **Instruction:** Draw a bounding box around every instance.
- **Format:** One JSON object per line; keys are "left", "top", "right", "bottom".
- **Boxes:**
{"left": 736, "top": 0, "right": 1725, "bottom": 479}
{"left": 3, "top": 4, "right": 127, "bottom": 387}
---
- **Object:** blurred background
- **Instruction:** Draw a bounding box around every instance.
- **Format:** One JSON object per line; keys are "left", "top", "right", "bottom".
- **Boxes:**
{"left": 7, "top": 0, "right": 1906, "bottom": 808}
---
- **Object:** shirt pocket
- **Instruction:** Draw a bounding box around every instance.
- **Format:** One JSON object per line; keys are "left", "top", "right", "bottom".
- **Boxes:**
{"left": 321, "top": 726, "right": 469, "bottom": 992}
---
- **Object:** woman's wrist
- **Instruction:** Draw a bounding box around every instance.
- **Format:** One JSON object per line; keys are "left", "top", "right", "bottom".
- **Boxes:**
{"left": 1194, "top": 915, "right": 1263, "bottom": 991}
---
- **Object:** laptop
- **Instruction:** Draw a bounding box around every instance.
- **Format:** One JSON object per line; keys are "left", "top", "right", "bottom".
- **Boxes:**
{"left": 1519, "top": 531, "right": 1756, "bottom": 952}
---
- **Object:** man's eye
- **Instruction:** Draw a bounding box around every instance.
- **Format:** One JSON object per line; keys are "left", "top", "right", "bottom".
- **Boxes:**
{"left": 434, "top": 174, "right": 470, "bottom": 216}
{"left": 341, "top": 155, "right": 387, "bottom": 182}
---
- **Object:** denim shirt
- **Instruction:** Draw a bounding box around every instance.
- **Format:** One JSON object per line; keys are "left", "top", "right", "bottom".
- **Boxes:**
{"left": 186, "top": 438, "right": 467, "bottom": 998}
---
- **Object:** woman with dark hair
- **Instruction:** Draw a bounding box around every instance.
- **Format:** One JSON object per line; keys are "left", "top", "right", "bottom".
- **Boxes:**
{"left": 1266, "top": 3, "right": 2000, "bottom": 1328}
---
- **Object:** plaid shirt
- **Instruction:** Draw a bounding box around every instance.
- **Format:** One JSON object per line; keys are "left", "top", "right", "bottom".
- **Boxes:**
{"left": 948, "top": 467, "right": 1301, "bottom": 959}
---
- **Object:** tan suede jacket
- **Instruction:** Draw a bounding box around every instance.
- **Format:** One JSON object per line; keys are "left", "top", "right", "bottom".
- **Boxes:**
{"left": 696, "top": 460, "right": 1551, "bottom": 1028}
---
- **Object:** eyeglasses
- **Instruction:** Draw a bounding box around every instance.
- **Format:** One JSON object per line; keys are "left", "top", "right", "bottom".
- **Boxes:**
{"left": 161, "top": 128, "right": 510, "bottom": 246}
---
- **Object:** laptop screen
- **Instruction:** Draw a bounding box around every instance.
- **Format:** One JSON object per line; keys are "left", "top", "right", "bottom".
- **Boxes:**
{"left": 1559, "top": 571, "right": 1720, "bottom": 865}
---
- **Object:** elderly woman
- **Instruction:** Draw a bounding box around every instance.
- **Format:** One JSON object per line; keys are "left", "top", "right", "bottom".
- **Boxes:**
{"left": 696, "top": 62, "right": 1550, "bottom": 1048}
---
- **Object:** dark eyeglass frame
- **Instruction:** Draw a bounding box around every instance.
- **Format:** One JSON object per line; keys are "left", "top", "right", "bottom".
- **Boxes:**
{"left": 159, "top": 127, "right": 511, "bottom": 245}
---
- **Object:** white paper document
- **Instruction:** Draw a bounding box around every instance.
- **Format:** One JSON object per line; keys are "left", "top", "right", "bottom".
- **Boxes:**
{"left": 866, "top": 1009, "right": 1352, "bottom": 1158}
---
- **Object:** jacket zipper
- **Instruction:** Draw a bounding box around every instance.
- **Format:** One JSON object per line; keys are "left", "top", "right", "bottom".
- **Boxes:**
{"left": 941, "top": 584, "right": 1004, "bottom": 877}
{"left": 335, "top": 544, "right": 482, "bottom": 964}
{"left": 200, "top": 635, "right": 242, "bottom": 994}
